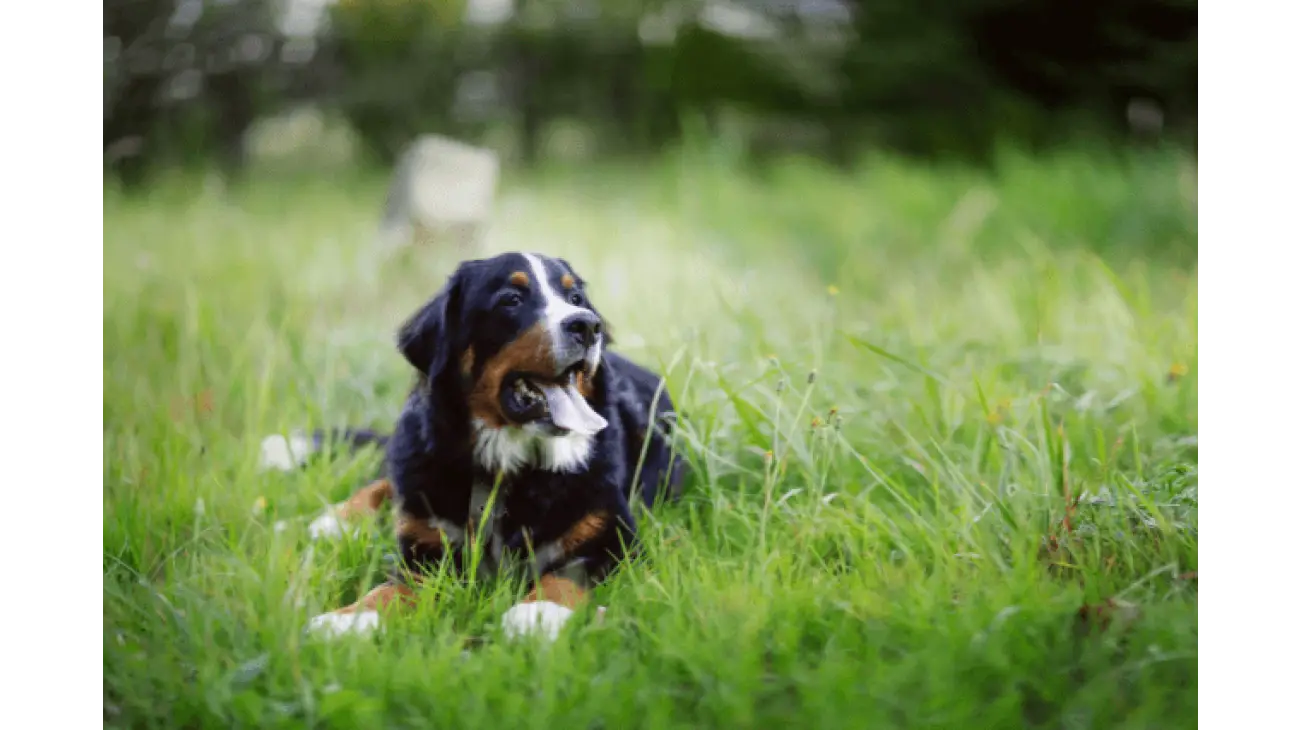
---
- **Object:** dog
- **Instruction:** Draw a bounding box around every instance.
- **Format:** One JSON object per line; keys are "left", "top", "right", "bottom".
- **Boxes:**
{"left": 262, "top": 252, "right": 687, "bottom": 641}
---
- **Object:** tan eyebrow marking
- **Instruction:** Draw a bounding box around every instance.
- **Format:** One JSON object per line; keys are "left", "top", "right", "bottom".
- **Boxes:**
{"left": 560, "top": 274, "right": 575, "bottom": 290}
{"left": 509, "top": 271, "right": 530, "bottom": 287}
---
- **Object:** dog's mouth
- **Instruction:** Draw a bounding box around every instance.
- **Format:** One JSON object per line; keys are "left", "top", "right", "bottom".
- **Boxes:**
{"left": 500, "top": 365, "right": 607, "bottom": 435}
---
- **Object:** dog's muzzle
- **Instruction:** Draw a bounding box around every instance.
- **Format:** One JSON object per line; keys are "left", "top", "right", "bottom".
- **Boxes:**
{"left": 553, "top": 311, "right": 602, "bottom": 375}
{"left": 496, "top": 308, "right": 606, "bottom": 434}
{"left": 501, "top": 371, "right": 607, "bottom": 435}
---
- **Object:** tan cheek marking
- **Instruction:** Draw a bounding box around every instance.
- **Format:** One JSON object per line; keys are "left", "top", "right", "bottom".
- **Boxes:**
{"left": 396, "top": 512, "right": 445, "bottom": 549}
{"left": 334, "top": 479, "right": 394, "bottom": 519}
{"left": 559, "top": 511, "right": 608, "bottom": 554}
{"left": 560, "top": 274, "right": 575, "bottom": 290}
{"left": 467, "top": 322, "right": 555, "bottom": 427}
{"left": 510, "top": 271, "right": 530, "bottom": 287}
{"left": 524, "top": 575, "right": 588, "bottom": 609}
{"left": 461, "top": 347, "right": 475, "bottom": 376}
{"left": 336, "top": 582, "right": 417, "bottom": 614}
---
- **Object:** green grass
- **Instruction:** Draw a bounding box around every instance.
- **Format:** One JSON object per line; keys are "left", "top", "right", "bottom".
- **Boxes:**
{"left": 104, "top": 147, "right": 1198, "bottom": 729}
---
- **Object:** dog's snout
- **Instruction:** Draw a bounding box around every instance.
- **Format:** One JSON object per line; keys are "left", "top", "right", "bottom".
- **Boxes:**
{"left": 562, "top": 312, "right": 602, "bottom": 348}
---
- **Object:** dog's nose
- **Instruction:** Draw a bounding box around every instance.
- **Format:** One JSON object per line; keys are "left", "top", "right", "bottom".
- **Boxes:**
{"left": 561, "top": 312, "right": 602, "bottom": 348}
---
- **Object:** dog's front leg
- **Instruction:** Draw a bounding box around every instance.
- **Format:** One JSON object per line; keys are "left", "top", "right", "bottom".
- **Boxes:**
{"left": 305, "top": 582, "right": 417, "bottom": 638}
{"left": 307, "top": 505, "right": 461, "bottom": 638}
{"left": 500, "top": 507, "right": 633, "bottom": 642}
{"left": 500, "top": 573, "right": 592, "bottom": 642}
{"left": 306, "top": 478, "right": 395, "bottom": 540}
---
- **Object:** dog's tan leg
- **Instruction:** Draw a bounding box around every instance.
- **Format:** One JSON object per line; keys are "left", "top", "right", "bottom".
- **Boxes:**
{"left": 307, "top": 478, "right": 395, "bottom": 540}
{"left": 523, "top": 574, "right": 589, "bottom": 610}
{"left": 306, "top": 582, "right": 417, "bottom": 638}
{"left": 499, "top": 511, "right": 617, "bottom": 642}
{"left": 341, "top": 582, "right": 417, "bottom": 613}
{"left": 500, "top": 574, "right": 592, "bottom": 642}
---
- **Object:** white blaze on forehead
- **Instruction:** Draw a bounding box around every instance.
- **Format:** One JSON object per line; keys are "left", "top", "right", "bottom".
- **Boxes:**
{"left": 522, "top": 252, "right": 589, "bottom": 341}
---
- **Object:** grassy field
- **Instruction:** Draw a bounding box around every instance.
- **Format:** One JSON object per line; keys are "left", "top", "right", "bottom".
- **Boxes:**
{"left": 103, "top": 147, "right": 1198, "bottom": 728}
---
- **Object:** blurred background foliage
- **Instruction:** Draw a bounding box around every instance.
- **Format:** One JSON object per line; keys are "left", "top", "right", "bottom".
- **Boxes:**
{"left": 103, "top": 0, "right": 1196, "bottom": 186}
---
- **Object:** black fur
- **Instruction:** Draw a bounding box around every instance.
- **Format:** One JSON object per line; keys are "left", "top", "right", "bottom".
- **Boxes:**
{"left": 307, "top": 427, "right": 391, "bottom": 453}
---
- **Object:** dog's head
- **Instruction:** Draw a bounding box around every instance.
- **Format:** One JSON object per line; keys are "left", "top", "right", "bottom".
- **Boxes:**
{"left": 397, "top": 252, "right": 611, "bottom": 470}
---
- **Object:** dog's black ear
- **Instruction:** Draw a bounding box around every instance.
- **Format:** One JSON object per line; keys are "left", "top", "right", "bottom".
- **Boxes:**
{"left": 397, "top": 267, "right": 466, "bottom": 377}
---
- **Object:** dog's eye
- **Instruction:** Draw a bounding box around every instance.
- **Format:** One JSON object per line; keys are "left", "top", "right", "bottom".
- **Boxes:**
{"left": 567, "top": 292, "right": 584, "bottom": 306}
{"left": 500, "top": 292, "right": 523, "bottom": 308}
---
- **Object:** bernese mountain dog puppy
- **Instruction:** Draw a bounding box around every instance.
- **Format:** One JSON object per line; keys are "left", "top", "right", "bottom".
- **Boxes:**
{"left": 263, "top": 252, "right": 686, "bottom": 641}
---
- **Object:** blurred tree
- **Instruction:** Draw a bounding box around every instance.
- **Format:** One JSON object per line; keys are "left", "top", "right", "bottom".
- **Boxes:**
{"left": 104, "top": 0, "right": 175, "bottom": 186}
{"left": 501, "top": 0, "right": 672, "bottom": 163}
{"left": 830, "top": 0, "right": 1196, "bottom": 159}
{"left": 104, "top": 0, "right": 289, "bottom": 186}
{"left": 325, "top": 0, "right": 476, "bottom": 165}
{"left": 103, "top": 0, "right": 1197, "bottom": 178}
{"left": 967, "top": 0, "right": 1196, "bottom": 137}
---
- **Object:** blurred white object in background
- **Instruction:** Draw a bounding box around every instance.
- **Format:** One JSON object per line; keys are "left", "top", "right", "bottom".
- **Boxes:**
{"left": 378, "top": 135, "right": 501, "bottom": 252}
{"left": 1126, "top": 97, "right": 1165, "bottom": 138}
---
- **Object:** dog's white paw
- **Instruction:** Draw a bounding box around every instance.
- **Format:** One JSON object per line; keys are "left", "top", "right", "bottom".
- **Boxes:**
{"left": 501, "top": 601, "right": 574, "bottom": 642}
{"left": 307, "top": 509, "right": 356, "bottom": 541}
{"left": 259, "top": 431, "right": 316, "bottom": 472}
{"left": 306, "top": 610, "right": 380, "bottom": 638}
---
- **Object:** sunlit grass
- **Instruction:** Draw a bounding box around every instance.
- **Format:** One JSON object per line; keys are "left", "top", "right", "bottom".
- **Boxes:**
{"left": 104, "top": 148, "right": 1197, "bottom": 728}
